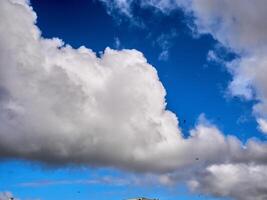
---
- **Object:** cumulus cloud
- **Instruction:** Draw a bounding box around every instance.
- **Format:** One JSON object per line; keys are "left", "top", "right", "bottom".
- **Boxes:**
{"left": 176, "top": 1, "right": 267, "bottom": 198}
{"left": 98, "top": 0, "right": 267, "bottom": 199}
{"left": 0, "top": 0, "right": 184, "bottom": 172}
{"left": 1, "top": 0, "right": 255, "bottom": 173}
{"left": 180, "top": 0, "right": 267, "bottom": 124}
{"left": 188, "top": 163, "right": 267, "bottom": 200}
{"left": 0, "top": 0, "right": 234, "bottom": 173}
{"left": 168, "top": 1, "right": 267, "bottom": 199}
{"left": 2, "top": 0, "right": 267, "bottom": 199}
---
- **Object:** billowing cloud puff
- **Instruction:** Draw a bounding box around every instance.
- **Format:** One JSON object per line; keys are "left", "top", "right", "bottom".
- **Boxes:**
{"left": 0, "top": 0, "right": 241, "bottom": 173}
{"left": 0, "top": 0, "right": 257, "bottom": 168}
{"left": 189, "top": 163, "right": 267, "bottom": 200}
{"left": 0, "top": 0, "right": 183, "bottom": 172}
{"left": 1, "top": 0, "right": 248, "bottom": 174}
{"left": 2, "top": 0, "right": 267, "bottom": 199}
{"left": 99, "top": 0, "right": 267, "bottom": 199}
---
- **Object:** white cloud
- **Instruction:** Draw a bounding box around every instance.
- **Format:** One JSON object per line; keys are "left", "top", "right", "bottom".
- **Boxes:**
{"left": 0, "top": 0, "right": 184, "bottom": 172}
{"left": 1, "top": 0, "right": 252, "bottom": 174}
{"left": 173, "top": 0, "right": 267, "bottom": 123}
{"left": 180, "top": 0, "right": 267, "bottom": 133}
{"left": 99, "top": 0, "right": 267, "bottom": 120}
{"left": 155, "top": 30, "right": 177, "bottom": 61}
{"left": 110, "top": 0, "right": 267, "bottom": 53}
{"left": 0, "top": 0, "right": 238, "bottom": 173}
{"left": 181, "top": 3, "right": 267, "bottom": 199}
{"left": 257, "top": 118, "right": 267, "bottom": 134}
{"left": 2, "top": 0, "right": 267, "bottom": 199}
{"left": 99, "top": 0, "right": 134, "bottom": 17}
{"left": 18, "top": 176, "right": 130, "bottom": 187}
{"left": 180, "top": 0, "right": 267, "bottom": 53}
{"left": 98, "top": 0, "right": 267, "bottom": 199}
{"left": 189, "top": 163, "right": 267, "bottom": 200}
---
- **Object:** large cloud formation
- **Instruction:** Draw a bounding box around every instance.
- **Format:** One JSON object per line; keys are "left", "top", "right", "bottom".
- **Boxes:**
{"left": 1, "top": 0, "right": 267, "bottom": 200}
{"left": 0, "top": 0, "right": 225, "bottom": 172}
{"left": 189, "top": 163, "right": 267, "bottom": 200}
{"left": 99, "top": 0, "right": 267, "bottom": 200}
{"left": 0, "top": 0, "right": 184, "bottom": 172}
{"left": 168, "top": 1, "right": 267, "bottom": 199}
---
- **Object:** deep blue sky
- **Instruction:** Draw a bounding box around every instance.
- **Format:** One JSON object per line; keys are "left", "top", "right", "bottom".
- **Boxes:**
{"left": 0, "top": 0, "right": 263, "bottom": 199}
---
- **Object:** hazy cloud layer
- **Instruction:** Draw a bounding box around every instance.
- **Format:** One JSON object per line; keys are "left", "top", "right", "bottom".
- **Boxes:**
{"left": 18, "top": 176, "right": 130, "bottom": 187}
{"left": 2, "top": 1, "right": 267, "bottom": 200}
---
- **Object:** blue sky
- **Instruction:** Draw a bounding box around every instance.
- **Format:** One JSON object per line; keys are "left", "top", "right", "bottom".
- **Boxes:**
{"left": 1, "top": 0, "right": 267, "bottom": 200}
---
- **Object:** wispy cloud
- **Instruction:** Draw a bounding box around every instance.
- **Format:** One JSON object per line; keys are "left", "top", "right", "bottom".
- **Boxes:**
{"left": 113, "top": 37, "right": 121, "bottom": 49}
{"left": 155, "top": 30, "right": 177, "bottom": 61}
{"left": 0, "top": 191, "right": 18, "bottom": 200}
{"left": 18, "top": 176, "right": 130, "bottom": 187}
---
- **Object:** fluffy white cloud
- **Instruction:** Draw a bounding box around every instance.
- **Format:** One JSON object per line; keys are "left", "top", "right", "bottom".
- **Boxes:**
{"left": 189, "top": 163, "right": 267, "bottom": 200}
{"left": 0, "top": 0, "right": 259, "bottom": 169}
{"left": 0, "top": 0, "right": 184, "bottom": 172}
{"left": 0, "top": 0, "right": 243, "bottom": 173}
{"left": 180, "top": 0, "right": 267, "bottom": 126}
{"left": 176, "top": 2, "right": 267, "bottom": 199}
{"left": 179, "top": 0, "right": 267, "bottom": 53}
{"left": 0, "top": 0, "right": 247, "bottom": 173}
{"left": 98, "top": 0, "right": 267, "bottom": 199}
{"left": 2, "top": 0, "right": 267, "bottom": 199}
{"left": 257, "top": 118, "right": 267, "bottom": 134}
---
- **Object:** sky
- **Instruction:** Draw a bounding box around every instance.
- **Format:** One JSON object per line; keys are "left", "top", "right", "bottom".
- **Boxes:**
{"left": 0, "top": 0, "right": 267, "bottom": 200}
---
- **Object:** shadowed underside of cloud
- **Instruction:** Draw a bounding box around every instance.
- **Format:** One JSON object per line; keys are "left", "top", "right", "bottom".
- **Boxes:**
{"left": 1, "top": 0, "right": 267, "bottom": 200}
